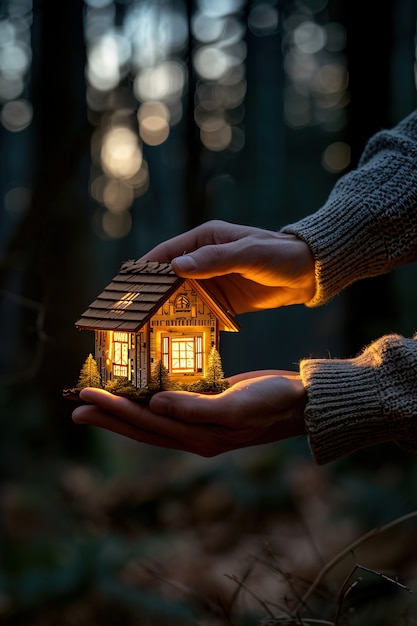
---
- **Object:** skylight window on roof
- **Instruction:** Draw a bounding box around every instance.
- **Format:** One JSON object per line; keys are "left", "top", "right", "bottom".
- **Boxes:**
{"left": 111, "top": 291, "right": 140, "bottom": 313}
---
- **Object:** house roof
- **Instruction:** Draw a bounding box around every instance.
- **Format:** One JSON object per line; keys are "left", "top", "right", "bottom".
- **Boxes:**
{"left": 75, "top": 260, "right": 239, "bottom": 333}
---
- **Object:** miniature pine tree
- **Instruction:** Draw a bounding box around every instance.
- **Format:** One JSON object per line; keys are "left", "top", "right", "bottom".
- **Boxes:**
{"left": 77, "top": 353, "right": 102, "bottom": 389}
{"left": 206, "top": 345, "right": 226, "bottom": 390}
{"left": 149, "top": 359, "right": 171, "bottom": 391}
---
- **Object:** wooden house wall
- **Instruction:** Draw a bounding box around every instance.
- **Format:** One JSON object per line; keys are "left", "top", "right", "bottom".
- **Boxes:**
{"left": 149, "top": 283, "right": 218, "bottom": 383}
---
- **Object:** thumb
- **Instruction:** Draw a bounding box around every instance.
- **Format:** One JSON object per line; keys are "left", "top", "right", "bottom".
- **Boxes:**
{"left": 171, "top": 243, "right": 241, "bottom": 279}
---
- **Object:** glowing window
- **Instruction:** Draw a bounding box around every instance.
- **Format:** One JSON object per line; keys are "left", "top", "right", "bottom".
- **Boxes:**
{"left": 171, "top": 337, "right": 195, "bottom": 372}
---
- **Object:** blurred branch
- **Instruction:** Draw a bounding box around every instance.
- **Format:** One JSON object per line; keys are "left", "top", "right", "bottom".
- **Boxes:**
{"left": 296, "top": 509, "right": 417, "bottom": 614}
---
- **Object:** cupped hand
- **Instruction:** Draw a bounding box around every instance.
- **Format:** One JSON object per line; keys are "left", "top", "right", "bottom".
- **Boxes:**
{"left": 72, "top": 371, "right": 307, "bottom": 457}
{"left": 139, "top": 220, "right": 315, "bottom": 314}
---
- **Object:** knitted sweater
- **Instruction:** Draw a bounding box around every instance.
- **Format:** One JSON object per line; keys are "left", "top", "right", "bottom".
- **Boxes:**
{"left": 282, "top": 109, "right": 417, "bottom": 464}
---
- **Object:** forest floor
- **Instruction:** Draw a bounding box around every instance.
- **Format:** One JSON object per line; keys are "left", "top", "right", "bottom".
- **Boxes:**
{"left": 1, "top": 432, "right": 417, "bottom": 626}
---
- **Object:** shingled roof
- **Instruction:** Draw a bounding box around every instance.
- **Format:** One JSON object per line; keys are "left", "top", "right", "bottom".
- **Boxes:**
{"left": 75, "top": 261, "right": 183, "bottom": 331}
{"left": 75, "top": 260, "right": 239, "bottom": 332}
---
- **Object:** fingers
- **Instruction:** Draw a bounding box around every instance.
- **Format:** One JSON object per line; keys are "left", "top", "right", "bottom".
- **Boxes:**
{"left": 171, "top": 244, "right": 238, "bottom": 278}
{"left": 73, "top": 404, "right": 198, "bottom": 452}
{"left": 137, "top": 220, "right": 238, "bottom": 263}
{"left": 72, "top": 389, "right": 209, "bottom": 453}
{"left": 228, "top": 369, "right": 299, "bottom": 385}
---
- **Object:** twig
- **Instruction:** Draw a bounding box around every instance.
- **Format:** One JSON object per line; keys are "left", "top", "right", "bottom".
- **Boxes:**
{"left": 355, "top": 563, "right": 413, "bottom": 593}
{"left": 334, "top": 564, "right": 362, "bottom": 625}
{"left": 225, "top": 573, "right": 283, "bottom": 619}
{"left": 227, "top": 560, "right": 255, "bottom": 620}
{"left": 295, "top": 509, "right": 417, "bottom": 613}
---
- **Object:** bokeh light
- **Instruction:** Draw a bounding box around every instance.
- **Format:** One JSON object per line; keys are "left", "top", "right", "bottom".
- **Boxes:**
{"left": 294, "top": 21, "right": 326, "bottom": 54}
{"left": 138, "top": 101, "right": 170, "bottom": 146}
{"left": 322, "top": 141, "right": 351, "bottom": 172}
{"left": 248, "top": 4, "right": 279, "bottom": 37}
{"left": 283, "top": 4, "right": 348, "bottom": 139}
{"left": 87, "top": 33, "right": 130, "bottom": 91}
{"left": 103, "top": 179, "right": 134, "bottom": 212}
{"left": 133, "top": 61, "right": 185, "bottom": 103}
{"left": 1, "top": 98, "right": 32, "bottom": 131}
{"left": 0, "top": 0, "right": 33, "bottom": 131}
{"left": 200, "top": 118, "right": 232, "bottom": 151}
{"left": 102, "top": 208, "right": 132, "bottom": 239}
{"left": 100, "top": 126, "right": 143, "bottom": 179}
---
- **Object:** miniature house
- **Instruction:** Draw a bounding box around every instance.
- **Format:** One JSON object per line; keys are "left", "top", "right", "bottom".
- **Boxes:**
{"left": 75, "top": 261, "right": 239, "bottom": 388}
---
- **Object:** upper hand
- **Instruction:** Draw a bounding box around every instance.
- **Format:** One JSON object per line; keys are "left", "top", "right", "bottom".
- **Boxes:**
{"left": 140, "top": 220, "right": 315, "bottom": 314}
{"left": 72, "top": 371, "right": 307, "bottom": 457}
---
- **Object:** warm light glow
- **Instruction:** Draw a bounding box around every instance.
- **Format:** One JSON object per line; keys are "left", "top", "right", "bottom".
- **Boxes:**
{"left": 200, "top": 118, "right": 232, "bottom": 151}
{"left": 138, "top": 101, "right": 170, "bottom": 146}
{"left": 124, "top": 162, "right": 150, "bottom": 197}
{"left": 112, "top": 293, "right": 139, "bottom": 311}
{"left": 322, "top": 141, "right": 351, "bottom": 173}
{"left": 139, "top": 115, "right": 170, "bottom": 146}
{"left": 100, "top": 127, "right": 142, "bottom": 179}
{"left": 138, "top": 100, "right": 170, "bottom": 124}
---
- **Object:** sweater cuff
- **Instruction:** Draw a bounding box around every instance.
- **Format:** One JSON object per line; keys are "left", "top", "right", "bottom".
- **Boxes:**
{"left": 281, "top": 213, "right": 388, "bottom": 308}
{"left": 300, "top": 357, "right": 390, "bottom": 464}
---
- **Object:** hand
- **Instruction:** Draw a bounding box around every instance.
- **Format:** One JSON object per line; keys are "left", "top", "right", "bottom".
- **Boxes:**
{"left": 72, "top": 371, "right": 307, "bottom": 457}
{"left": 140, "top": 220, "right": 315, "bottom": 314}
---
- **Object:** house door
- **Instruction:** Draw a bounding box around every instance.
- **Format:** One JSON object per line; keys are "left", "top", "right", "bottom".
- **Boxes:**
{"left": 112, "top": 331, "right": 129, "bottom": 378}
{"left": 162, "top": 335, "right": 203, "bottom": 374}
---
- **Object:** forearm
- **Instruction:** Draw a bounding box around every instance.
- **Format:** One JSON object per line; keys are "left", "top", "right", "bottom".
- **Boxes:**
{"left": 282, "top": 109, "right": 417, "bottom": 306}
{"left": 300, "top": 334, "right": 417, "bottom": 464}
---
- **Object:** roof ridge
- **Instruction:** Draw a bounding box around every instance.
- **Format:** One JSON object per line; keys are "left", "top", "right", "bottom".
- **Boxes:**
{"left": 120, "top": 260, "right": 175, "bottom": 275}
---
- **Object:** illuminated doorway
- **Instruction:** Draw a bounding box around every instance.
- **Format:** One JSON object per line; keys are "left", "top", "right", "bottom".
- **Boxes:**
{"left": 112, "top": 331, "right": 129, "bottom": 377}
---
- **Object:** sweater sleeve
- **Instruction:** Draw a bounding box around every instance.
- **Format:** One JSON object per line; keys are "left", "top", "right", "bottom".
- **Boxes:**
{"left": 282, "top": 109, "right": 417, "bottom": 307}
{"left": 300, "top": 334, "right": 417, "bottom": 464}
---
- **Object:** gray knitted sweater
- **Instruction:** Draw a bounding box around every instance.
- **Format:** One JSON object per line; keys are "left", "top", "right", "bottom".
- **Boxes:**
{"left": 282, "top": 109, "right": 417, "bottom": 464}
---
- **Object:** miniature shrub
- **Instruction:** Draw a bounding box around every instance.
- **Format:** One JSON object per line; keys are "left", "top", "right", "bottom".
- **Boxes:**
{"left": 105, "top": 377, "right": 137, "bottom": 394}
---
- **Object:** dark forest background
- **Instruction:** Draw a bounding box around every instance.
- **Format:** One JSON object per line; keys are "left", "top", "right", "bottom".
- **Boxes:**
{"left": 1, "top": 0, "right": 417, "bottom": 624}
